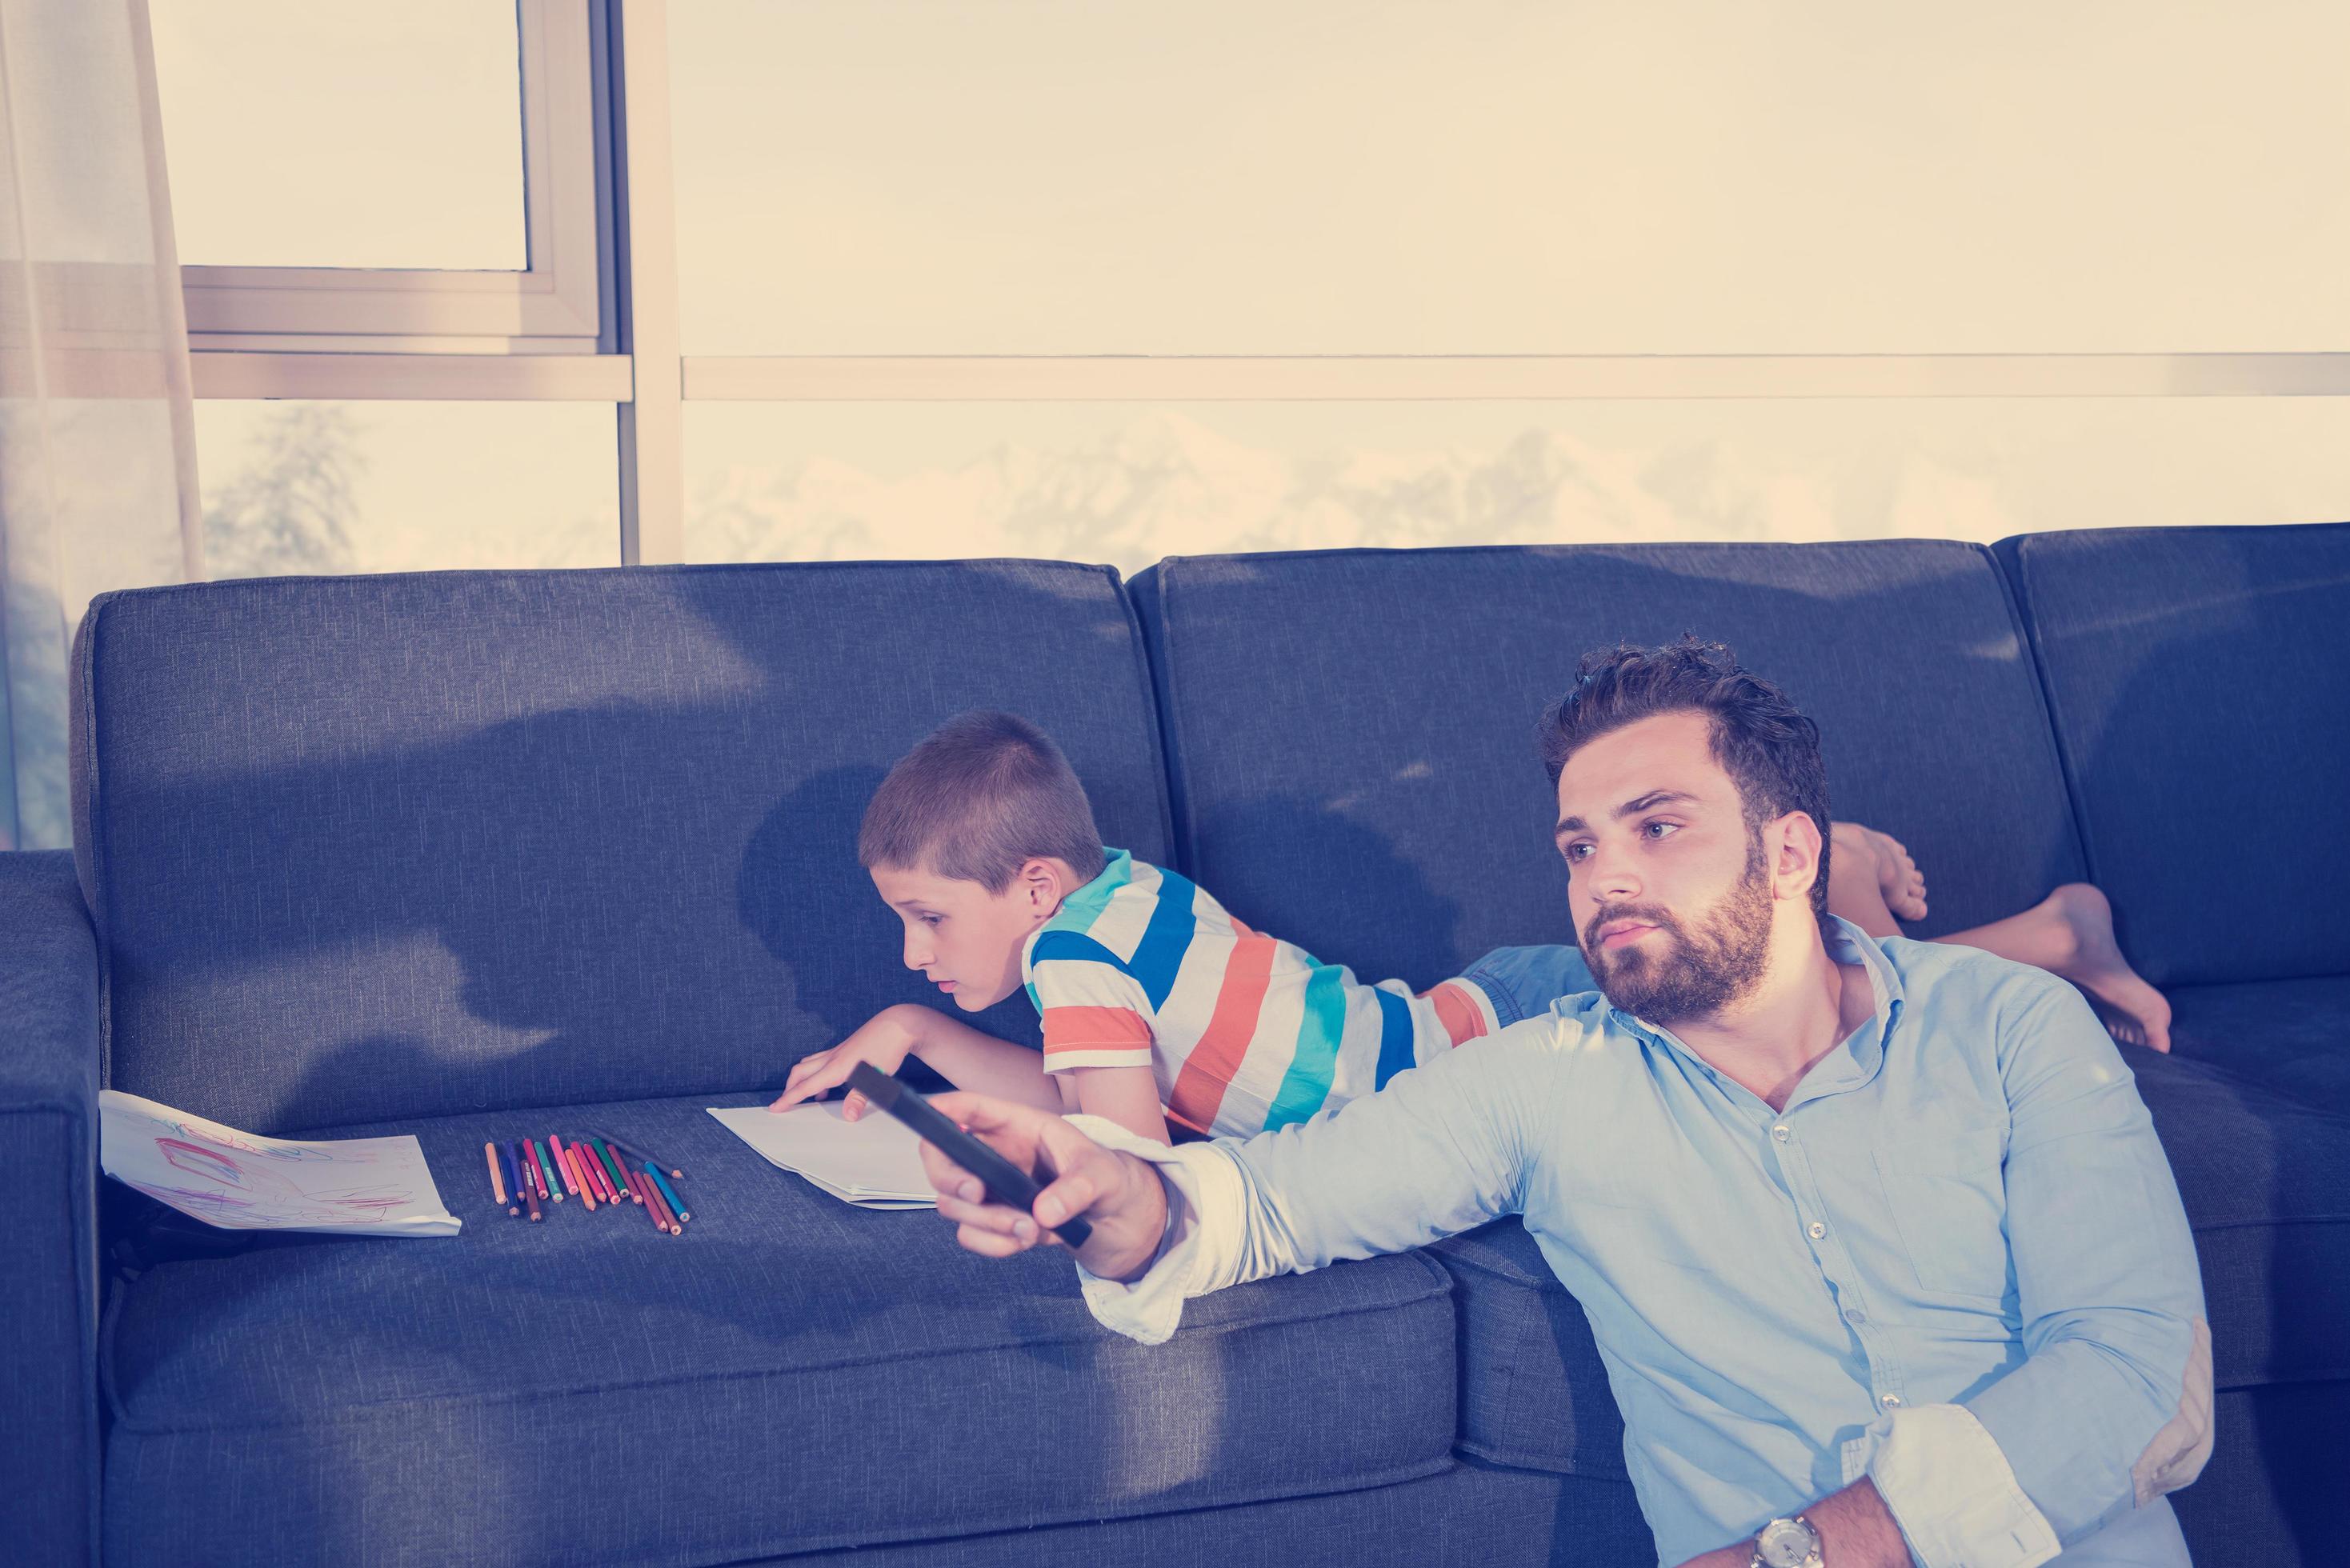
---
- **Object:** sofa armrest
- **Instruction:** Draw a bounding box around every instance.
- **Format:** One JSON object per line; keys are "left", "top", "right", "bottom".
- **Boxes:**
{"left": 0, "top": 850, "right": 103, "bottom": 1566}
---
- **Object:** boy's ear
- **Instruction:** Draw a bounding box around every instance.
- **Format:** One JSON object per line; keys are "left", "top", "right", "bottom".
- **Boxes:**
{"left": 1018, "top": 857, "right": 1064, "bottom": 914}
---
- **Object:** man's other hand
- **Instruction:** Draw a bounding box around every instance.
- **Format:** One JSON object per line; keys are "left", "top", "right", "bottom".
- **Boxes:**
{"left": 917, "top": 1092, "right": 1171, "bottom": 1282}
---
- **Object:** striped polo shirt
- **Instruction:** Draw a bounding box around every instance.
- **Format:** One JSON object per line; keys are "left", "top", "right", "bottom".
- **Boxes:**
{"left": 1019, "top": 848, "right": 1504, "bottom": 1139}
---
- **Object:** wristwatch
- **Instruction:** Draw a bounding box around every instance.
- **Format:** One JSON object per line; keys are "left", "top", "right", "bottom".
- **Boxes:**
{"left": 1751, "top": 1514, "right": 1823, "bottom": 1568}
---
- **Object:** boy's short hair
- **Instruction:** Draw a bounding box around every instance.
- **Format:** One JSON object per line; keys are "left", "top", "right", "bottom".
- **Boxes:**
{"left": 1536, "top": 637, "right": 1834, "bottom": 921}
{"left": 860, "top": 710, "right": 1109, "bottom": 893}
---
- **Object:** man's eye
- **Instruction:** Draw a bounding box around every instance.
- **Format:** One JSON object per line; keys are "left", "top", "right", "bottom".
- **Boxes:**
{"left": 1563, "top": 842, "right": 1593, "bottom": 862}
{"left": 1643, "top": 821, "right": 1679, "bottom": 840}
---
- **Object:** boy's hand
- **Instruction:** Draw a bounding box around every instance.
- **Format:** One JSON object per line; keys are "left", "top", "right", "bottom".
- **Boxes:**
{"left": 917, "top": 1092, "right": 1171, "bottom": 1283}
{"left": 770, "top": 1006, "right": 917, "bottom": 1119}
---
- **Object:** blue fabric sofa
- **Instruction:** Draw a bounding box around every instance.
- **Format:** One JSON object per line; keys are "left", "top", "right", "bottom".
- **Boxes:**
{"left": 4, "top": 525, "right": 2343, "bottom": 1566}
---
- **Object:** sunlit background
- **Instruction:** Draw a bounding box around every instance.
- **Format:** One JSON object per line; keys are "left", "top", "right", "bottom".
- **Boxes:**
{"left": 148, "top": 0, "right": 2350, "bottom": 581}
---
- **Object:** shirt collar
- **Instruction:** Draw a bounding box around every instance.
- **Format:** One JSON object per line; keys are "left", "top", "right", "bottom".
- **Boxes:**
{"left": 1597, "top": 915, "right": 1906, "bottom": 1092}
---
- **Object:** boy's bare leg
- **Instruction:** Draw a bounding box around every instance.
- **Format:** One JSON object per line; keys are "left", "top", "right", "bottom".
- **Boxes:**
{"left": 1930, "top": 884, "right": 2172, "bottom": 1052}
{"left": 1830, "top": 824, "right": 2169, "bottom": 1052}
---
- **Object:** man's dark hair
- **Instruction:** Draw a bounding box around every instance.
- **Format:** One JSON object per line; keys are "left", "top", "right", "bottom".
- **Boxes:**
{"left": 859, "top": 710, "right": 1108, "bottom": 894}
{"left": 1536, "top": 638, "right": 1833, "bottom": 920}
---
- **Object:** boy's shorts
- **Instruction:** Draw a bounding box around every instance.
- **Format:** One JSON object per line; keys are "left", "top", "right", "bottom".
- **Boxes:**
{"left": 1455, "top": 943, "right": 1600, "bottom": 1029}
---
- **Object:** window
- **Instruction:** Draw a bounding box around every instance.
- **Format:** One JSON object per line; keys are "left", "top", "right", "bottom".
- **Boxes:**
{"left": 194, "top": 401, "right": 621, "bottom": 575}
{"left": 154, "top": 0, "right": 606, "bottom": 350}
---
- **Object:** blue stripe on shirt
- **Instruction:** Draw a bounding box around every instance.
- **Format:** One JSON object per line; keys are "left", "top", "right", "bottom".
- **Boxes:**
{"left": 1124, "top": 866, "right": 1200, "bottom": 1009}
{"left": 1263, "top": 963, "right": 1350, "bottom": 1130}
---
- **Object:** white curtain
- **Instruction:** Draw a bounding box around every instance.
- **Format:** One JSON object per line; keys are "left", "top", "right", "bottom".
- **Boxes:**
{"left": 0, "top": 0, "right": 200, "bottom": 851}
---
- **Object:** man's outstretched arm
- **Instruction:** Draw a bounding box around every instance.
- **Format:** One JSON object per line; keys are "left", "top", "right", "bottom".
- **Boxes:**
{"left": 918, "top": 1018, "right": 1567, "bottom": 1342}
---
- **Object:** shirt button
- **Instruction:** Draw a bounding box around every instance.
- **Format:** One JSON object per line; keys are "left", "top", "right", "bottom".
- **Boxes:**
{"left": 1880, "top": 1393, "right": 1904, "bottom": 1409}
{"left": 1772, "top": 1126, "right": 1790, "bottom": 1142}
{"left": 1845, "top": 1308, "right": 1867, "bottom": 1325}
{"left": 1807, "top": 1221, "right": 1827, "bottom": 1239}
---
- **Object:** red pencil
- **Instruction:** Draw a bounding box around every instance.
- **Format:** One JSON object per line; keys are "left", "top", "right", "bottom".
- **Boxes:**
{"left": 580, "top": 1146, "right": 615, "bottom": 1204}
{"left": 523, "top": 1178, "right": 542, "bottom": 1222}
{"left": 643, "top": 1174, "right": 681, "bottom": 1236}
{"left": 627, "top": 1166, "right": 667, "bottom": 1232}
{"left": 520, "top": 1140, "right": 544, "bottom": 1200}
{"left": 548, "top": 1136, "right": 581, "bottom": 1197}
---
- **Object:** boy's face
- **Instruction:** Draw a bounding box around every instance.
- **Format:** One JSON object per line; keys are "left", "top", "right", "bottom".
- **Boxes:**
{"left": 871, "top": 862, "right": 1051, "bottom": 1011}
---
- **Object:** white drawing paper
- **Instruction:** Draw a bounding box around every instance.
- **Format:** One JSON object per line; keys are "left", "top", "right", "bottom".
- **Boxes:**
{"left": 708, "top": 1102, "right": 937, "bottom": 1209}
{"left": 100, "top": 1090, "right": 461, "bottom": 1236}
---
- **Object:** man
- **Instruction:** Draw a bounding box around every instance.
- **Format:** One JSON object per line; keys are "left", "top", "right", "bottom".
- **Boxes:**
{"left": 917, "top": 638, "right": 2212, "bottom": 1567}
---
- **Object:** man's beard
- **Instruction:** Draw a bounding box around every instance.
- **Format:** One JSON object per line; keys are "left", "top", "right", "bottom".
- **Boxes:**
{"left": 1579, "top": 837, "right": 1774, "bottom": 1025}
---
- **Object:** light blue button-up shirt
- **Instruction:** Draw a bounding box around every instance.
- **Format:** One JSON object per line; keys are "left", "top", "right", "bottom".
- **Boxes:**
{"left": 1073, "top": 921, "right": 2212, "bottom": 1566}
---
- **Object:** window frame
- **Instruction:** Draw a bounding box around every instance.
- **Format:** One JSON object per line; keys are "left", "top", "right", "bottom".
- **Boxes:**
{"left": 176, "top": 0, "right": 607, "bottom": 352}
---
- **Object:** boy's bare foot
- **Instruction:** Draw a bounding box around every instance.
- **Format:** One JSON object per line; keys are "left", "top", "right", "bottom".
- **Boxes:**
{"left": 1864, "top": 826, "right": 1929, "bottom": 923}
{"left": 2033, "top": 883, "right": 2172, "bottom": 1052}
{"left": 1832, "top": 822, "right": 1929, "bottom": 923}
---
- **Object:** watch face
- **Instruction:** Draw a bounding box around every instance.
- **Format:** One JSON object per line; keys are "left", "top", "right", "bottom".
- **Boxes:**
{"left": 1756, "top": 1518, "right": 1820, "bottom": 1567}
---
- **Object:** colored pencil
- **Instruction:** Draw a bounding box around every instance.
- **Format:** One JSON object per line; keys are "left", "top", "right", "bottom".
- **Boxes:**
{"left": 548, "top": 1136, "right": 581, "bottom": 1196}
{"left": 568, "top": 1147, "right": 606, "bottom": 1213}
{"left": 601, "top": 1131, "right": 684, "bottom": 1181}
{"left": 599, "top": 1138, "right": 637, "bottom": 1202}
{"left": 522, "top": 1139, "right": 546, "bottom": 1200}
{"left": 634, "top": 1166, "right": 671, "bottom": 1222}
{"left": 501, "top": 1143, "right": 526, "bottom": 1215}
{"left": 593, "top": 1138, "right": 638, "bottom": 1202}
{"left": 554, "top": 1138, "right": 587, "bottom": 1203}
{"left": 644, "top": 1163, "right": 689, "bottom": 1224}
{"left": 627, "top": 1166, "right": 665, "bottom": 1231}
{"left": 523, "top": 1177, "right": 542, "bottom": 1222}
{"left": 531, "top": 1139, "right": 562, "bottom": 1202}
{"left": 485, "top": 1142, "right": 507, "bottom": 1207}
{"left": 643, "top": 1174, "right": 681, "bottom": 1235}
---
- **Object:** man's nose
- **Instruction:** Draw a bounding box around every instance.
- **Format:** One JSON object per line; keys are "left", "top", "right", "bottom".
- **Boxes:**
{"left": 1583, "top": 842, "right": 1641, "bottom": 902}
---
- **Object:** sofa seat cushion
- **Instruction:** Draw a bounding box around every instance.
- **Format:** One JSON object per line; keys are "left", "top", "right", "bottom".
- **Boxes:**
{"left": 2128, "top": 1051, "right": 2350, "bottom": 1390}
{"left": 2162, "top": 977, "right": 2350, "bottom": 1117}
{"left": 102, "top": 1094, "right": 1457, "bottom": 1567}
{"left": 1422, "top": 1220, "right": 1626, "bottom": 1478}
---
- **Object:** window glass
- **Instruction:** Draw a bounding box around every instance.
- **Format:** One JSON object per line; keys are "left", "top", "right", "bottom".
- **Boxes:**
{"left": 671, "top": 1, "right": 2350, "bottom": 354}
{"left": 685, "top": 398, "right": 2350, "bottom": 575}
{"left": 152, "top": 1, "right": 526, "bottom": 270}
{"left": 195, "top": 402, "right": 619, "bottom": 576}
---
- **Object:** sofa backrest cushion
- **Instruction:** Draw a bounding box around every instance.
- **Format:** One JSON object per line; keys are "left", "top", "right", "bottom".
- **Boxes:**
{"left": 1130, "top": 542, "right": 2085, "bottom": 990}
{"left": 1996, "top": 522, "right": 2350, "bottom": 986}
{"left": 72, "top": 562, "right": 1171, "bottom": 1134}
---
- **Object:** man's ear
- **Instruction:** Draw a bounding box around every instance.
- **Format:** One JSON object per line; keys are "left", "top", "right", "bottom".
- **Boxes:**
{"left": 1771, "top": 811, "right": 1826, "bottom": 906}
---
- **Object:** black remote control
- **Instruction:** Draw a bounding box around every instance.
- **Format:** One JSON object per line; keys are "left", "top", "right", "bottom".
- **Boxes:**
{"left": 847, "top": 1063, "right": 1095, "bottom": 1250}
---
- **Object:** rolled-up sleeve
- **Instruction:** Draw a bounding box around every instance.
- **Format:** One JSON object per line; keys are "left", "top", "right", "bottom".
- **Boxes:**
{"left": 1071, "top": 1016, "right": 1567, "bottom": 1343}
{"left": 1865, "top": 978, "right": 2211, "bottom": 1562}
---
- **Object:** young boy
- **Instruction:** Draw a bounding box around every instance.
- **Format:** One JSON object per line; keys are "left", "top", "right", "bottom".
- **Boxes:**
{"left": 769, "top": 710, "right": 1587, "bottom": 1145}
{"left": 771, "top": 709, "right": 2170, "bottom": 1144}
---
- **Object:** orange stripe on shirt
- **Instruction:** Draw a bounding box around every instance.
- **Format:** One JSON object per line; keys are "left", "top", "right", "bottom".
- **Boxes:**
{"left": 1427, "top": 980, "right": 1490, "bottom": 1047}
{"left": 1167, "top": 934, "right": 1280, "bottom": 1133}
{"left": 1041, "top": 1006, "right": 1154, "bottom": 1056}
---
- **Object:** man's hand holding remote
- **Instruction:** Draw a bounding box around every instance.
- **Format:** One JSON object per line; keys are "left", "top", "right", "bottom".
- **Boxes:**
{"left": 915, "top": 1092, "right": 1171, "bottom": 1282}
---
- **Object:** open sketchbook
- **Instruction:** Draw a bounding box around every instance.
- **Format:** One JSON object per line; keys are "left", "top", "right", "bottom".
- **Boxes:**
{"left": 708, "top": 1102, "right": 936, "bottom": 1210}
{"left": 100, "top": 1090, "right": 461, "bottom": 1236}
